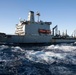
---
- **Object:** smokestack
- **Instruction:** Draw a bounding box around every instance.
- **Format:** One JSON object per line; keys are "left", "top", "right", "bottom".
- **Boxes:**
{"left": 27, "top": 11, "right": 34, "bottom": 22}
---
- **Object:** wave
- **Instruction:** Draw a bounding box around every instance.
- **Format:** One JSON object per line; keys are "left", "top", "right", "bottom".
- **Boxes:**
{"left": 0, "top": 44, "right": 76, "bottom": 75}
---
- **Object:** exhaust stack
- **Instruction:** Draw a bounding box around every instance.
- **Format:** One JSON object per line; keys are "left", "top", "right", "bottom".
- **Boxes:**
{"left": 27, "top": 11, "right": 34, "bottom": 22}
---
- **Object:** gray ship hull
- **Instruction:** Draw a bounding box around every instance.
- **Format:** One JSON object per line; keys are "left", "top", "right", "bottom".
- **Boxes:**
{"left": 1, "top": 35, "right": 76, "bottom": 45}
{"left": 5, "top": 35, "right": 53, "bottom": 44}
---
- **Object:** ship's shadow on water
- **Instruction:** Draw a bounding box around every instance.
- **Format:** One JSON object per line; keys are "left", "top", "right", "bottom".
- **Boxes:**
{"left": 0, "top": 44, "right": 76, "bottom": 75}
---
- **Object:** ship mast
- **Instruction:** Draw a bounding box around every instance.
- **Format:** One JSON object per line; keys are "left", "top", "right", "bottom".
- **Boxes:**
{"left": 36, "top": 11, "right": 40, "bottom": 22}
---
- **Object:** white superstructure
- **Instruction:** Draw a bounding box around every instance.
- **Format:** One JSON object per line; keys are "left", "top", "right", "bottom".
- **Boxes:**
{"left": 15, "top": 11, "right": 52, "bottom": 36}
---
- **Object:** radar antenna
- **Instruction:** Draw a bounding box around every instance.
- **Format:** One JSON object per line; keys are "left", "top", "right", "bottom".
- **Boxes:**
{"left": 19, "top": 17, "right": 22, "bottom": 22}
{"left": 36, "top": 11, "right": 40, "bottom": 22}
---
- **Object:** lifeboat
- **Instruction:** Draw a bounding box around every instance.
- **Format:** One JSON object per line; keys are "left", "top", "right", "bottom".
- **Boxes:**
{"left": 38, "top": 29, "right": 51, "bottom": 34}
{"left": 46, "top": 30, "right": 51, "bottom": 34}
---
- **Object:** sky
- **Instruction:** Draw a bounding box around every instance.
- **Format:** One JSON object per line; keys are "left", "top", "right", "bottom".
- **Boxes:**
{"left": 0, "top": 0, "right": 76, "bottom": 35}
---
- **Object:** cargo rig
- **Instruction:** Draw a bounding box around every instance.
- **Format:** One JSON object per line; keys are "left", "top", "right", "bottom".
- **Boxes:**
{"left": 0, "top": 11, "right": 76, "bottom": 45}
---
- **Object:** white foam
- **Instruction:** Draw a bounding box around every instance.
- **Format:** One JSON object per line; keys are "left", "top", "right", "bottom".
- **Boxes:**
{"left": 25, "top": 45, "right": 76, "bottom": 64}
{"left": 0, "top": 45, "right": 8, "bottom": 50}
{"left": 46, "top": 45, "right": 76, "bottom": 51}
{"left": 26, "top": 50, "right": 65, "bottom": 63}
{"left": 0, "top": 44, "right": 76, "bottom": 65}
{"left": 12, "top": 46, "right": 24, "bottom": 52}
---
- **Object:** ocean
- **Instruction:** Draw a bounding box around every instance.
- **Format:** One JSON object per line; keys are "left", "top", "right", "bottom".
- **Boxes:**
{"left": 0, "top": 44, "right": 76, "bottom": 75}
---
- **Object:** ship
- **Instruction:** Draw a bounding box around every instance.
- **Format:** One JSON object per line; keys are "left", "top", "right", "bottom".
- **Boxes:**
{"left": 0, "top": 11, "right": 53, "bottom": 45}
{"left": 0, "top": 11, "right": 76, "bottom": 45}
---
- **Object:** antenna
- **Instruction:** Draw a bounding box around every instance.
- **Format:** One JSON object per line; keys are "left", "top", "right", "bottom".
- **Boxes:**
{"left": 19, "top": 17, "right": 22, "bottom": 23}
{"left": 36, "top": 11, "right": 40, "bottom": 22}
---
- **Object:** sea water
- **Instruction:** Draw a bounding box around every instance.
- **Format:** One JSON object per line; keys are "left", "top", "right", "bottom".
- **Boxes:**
{"left": 0, "top": 44, "right": 76, "bottom": 75}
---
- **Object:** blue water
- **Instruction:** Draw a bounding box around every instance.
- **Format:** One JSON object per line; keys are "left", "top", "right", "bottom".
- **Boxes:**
{"left": 0, "top": 44, "right": 76, "bottom": 75}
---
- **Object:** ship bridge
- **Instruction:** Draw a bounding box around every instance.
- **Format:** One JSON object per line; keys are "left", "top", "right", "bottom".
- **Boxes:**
{"left": 15, "top": 11, "right": 52, "bottom": 35}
